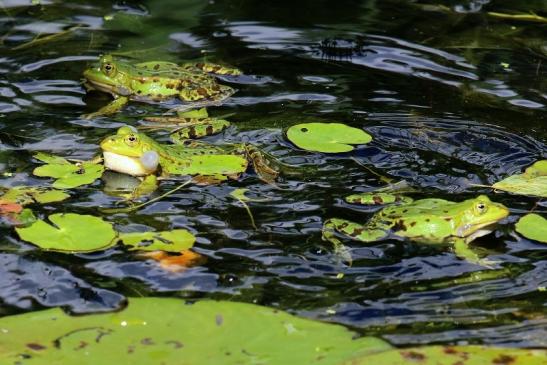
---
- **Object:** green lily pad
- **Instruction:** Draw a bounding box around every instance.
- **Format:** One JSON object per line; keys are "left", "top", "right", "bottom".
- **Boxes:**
{"left": 177, "top": 107, "right": 209, "bottom": 118}
{"left": 0, "top": 186, "right": 69, "bottom": 206}
{"left": 15, "top": 213, "right": 116, "bottom": 252}
{"left": 340, "top": 345, "right": 547, "bottom": 365}
{"left": 33, "top": 153, "right": 104, "bottom": 189}
{"left": 177, "top": 154, "right": 248, "bottom": 176}
{"left": 118, "top": 229, "right": 196, "bottom": 252}
{"left": 515, "top": 213, "right": 547, "bottom": 243}
{"left": 492, "top": 160, "right": 547, "bottom": 198}
{"left": 287, "top": 122, "right": 372, "bottom": 153}
{"left": 0, "top": 297, "right": 390, "bottom": 365}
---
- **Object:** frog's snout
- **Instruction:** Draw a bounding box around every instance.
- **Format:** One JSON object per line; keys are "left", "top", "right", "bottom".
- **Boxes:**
{"left": 100, "top": 137, "right": 115, "bottom": 150}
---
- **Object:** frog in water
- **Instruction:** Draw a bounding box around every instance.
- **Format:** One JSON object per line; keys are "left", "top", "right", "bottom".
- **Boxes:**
{"left": 100, "top": 126, "right": 279, "bottom": 183}
{"left": 83, "top": 54, "right": 241, "bottom": 118}
{"left": 322, "top": 193, "right": 509, "bottom": 266}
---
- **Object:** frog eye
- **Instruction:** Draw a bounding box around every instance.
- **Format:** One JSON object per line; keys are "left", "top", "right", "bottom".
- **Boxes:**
{"left": 125, "top": 134, "right": 139, "bottom": 145}
{"left": 475, "top": 202, "right": 487, "bottom": 214}
{"left": 102, "top": 62, "right": 117, "bottom": 76}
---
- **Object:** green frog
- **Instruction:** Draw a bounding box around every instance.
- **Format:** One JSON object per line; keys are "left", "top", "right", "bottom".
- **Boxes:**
{"left": 100, "top": 126, "right": 278, "bottom": 183}
{"left": 83, "top": 54, "right": 241, "bottom": 118}
{"left": 322, "top": 194, "right": 509, "bottom": 266}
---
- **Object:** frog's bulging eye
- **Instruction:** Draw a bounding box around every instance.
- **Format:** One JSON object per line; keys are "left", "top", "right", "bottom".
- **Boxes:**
{"left": 102, "top": 62, "right": 117, "bottom": 76}
{"left": 476, "top": 202, "right": 487, "bottom": 214}
{"left": 125, "top": 134, "right": 138, "bottom": 146}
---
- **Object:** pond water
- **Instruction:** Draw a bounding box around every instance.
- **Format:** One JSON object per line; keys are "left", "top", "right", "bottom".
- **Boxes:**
{"left": 0, "top": 0, "right": 546, "bottom": 348}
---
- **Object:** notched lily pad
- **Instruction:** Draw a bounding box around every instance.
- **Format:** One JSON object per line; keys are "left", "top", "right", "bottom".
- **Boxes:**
{"left": 515, "top": 214, "right": 547, "bottom": 243}
{"left": 492, "top": 160, "right": 547, "bottom": 198}
{"left": 16, "top": 213, "right": 116, "bottom": 252}
{"left": 287, "top": 122, "right": 372, "bottom": 153}
{"left": 0, "top": 297, "right": 391, "bottom": 365}
{"left": 33, "top": 153, "right": 104, "bottom": 189}
{"left": 118, "top": 229, "right": 196, "bottom": 252}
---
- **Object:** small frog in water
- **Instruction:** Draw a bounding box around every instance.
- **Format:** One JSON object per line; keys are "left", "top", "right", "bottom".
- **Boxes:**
{"left": 100, "top": 126, "right": 279, "bottom": 184}
{"left": 322, "top": 193, "right": 509, "bottom": 266}
{"left": 83, "top": 54, "right": 241, "bottom": 118}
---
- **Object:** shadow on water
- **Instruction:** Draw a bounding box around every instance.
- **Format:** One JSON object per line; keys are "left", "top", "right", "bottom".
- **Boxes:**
{"left": 0, "top": 0, "right": 545, "bottom": 347}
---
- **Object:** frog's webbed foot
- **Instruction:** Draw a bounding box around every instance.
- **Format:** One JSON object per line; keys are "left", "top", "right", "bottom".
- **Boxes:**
{"left": 241, "top": 144, "right": 280, "bottom": 184}
{"left": 184, "top": 62, "right": 242, "bottom": 76}
{"left": 81, "top": 96, "right": 129, "bottom": 119}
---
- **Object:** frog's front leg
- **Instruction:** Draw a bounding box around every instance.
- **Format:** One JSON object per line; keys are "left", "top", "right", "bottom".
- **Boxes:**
{"left": 184, "top": 62, "right": 242, "bottom": 76}
{"left": 83, "top": 96, "right": 129, "bottom": 119}
{"left": 453, "top": 238, "right": 498, "bottom": 268}
{"left": 322, "top": 218, "right": 389, "bottom": 265}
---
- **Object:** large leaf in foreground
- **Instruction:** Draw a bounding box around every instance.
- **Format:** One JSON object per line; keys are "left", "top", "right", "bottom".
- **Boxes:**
{"left": 16, "top": 213, "right": 116, "bottom": 252}
{"left": 118, "top": 229, "right": 196, "bottom": 252}
{"left": 33, "top": 153, "right": 104, "bottom": 189}
{"left": 340, "top": 345, "right": 546, "bottom": 365}
{"left": 287, "top": 122, "right": 372, "bottom": 153}
{"left": 515, "top": 214, "right": 547, "bottom": 243}
{"left": 0, "top": 297, "right": 390, "bottom": 365}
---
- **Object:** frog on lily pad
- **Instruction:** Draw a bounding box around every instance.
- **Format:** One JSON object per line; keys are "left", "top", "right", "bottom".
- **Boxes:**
{"left": 100, "top": 125, "right": 279, "bottom": 184}
{"left": 322, "top": 193, "right": 509, "bottom": 266}
{"left": 83, "top": 54, "right": 241, "bottom": 118}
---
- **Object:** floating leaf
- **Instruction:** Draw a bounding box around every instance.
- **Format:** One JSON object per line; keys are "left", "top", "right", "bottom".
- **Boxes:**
{"left": 287, "top": 122, "right": 372, "bottom": 153}
{"left": 345, "top": 192, "right": 413, "bottom": 206}
{"left": 176, "top": 154, "right": 248, "bottom": 176}
{"left": 515, "top": 214, "right": 547, "bottom": 243}
{"left": 492, "top": 160, "right": 547, "bottom": 198}
{"left": 340, "top": 345, "right": 547, "bottom": 365}
{"left": 177, "top": 107, "right": 209, "bottom": 118}
{"left": 33, "top": 154, "right": 104, "bottom": 189}
{"left": 118, "top": 229, "right": 196, "bottom": 252}
{"left": 16, "top": 213, "right": 116, "bottom": 252}
{"left": 0, "top": 297, "right": 391, "bottom": 365}
{"left": 0, "top": 186, "right": 69, "bottom": 206}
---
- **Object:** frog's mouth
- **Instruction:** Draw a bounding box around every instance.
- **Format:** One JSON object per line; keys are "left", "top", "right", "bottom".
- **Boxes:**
{"left": 83, "top": 79, "right": 131, "bottom": 97}
{"left": 458, "top": 221, "right": 499, "bottom": 243}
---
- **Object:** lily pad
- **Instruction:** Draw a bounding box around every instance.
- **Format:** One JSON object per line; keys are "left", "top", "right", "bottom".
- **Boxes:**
{"left": 177, "top": 154, "right": 248, "bottom": 176}
{"left": 16, "top": 213, "right": 116, "bottom": 252}
{"left": 177, "top": 107, "right": 209, "bottom": 118}
{"left": 515, "top": 214, "right": 547, "bottom": 243}
{"left": 340, "top": 345, "right": 547, "bottom": 365}
{"left": 0, "top": 297, "right": 391, "bottom": 365}
{"left": 33, "top": 153, "right": 104, "bottom": 189}
{"left": 492, "top": 160, "right": 547, "bottom": 198}
{"left": 287, "top": 122, "right": 372, "bottom": 153}
{"left": 118, "top": 229, "right": 196, "bottom": 252}
{"left": 0, "top": 186, "right": 69, "bottom": 206}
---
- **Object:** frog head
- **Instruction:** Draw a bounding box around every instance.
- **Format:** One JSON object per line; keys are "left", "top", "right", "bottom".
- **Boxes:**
{"left": 100, "top": 126, "right": 159, "bottom": 176}
{"left": 455, "top": 195, "right": 509, "bottom": 241}
{"left": 83, "top": 55, "right": 133, "bottom": 97}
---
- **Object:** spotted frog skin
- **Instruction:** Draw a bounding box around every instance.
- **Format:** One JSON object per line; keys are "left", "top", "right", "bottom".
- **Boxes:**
{"left": 83, "top": 54, "right": 241, "bottom": 118}
{"left": 100, "top": 126, "right": 278, "bottom": 183}
{"left": 322, "top": 195, "right": 509, "bottom": 265}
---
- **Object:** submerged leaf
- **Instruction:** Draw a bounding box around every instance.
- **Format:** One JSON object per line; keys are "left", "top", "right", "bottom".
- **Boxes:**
{"left": 515, "top": 214, "right": 547, "bottom": 243}
{"left": 287, "top": 122, "right": 372, "bottom": 153}
{"left": 33, "top": 154, "right": 104, "bottom": 189}
{"left": 0, "top": 297, "right": 390, "bottom": 364}
{"left": 16, "top": 213, "right": 116, "bottom": 252}
{"left": 0, "top": 186, "right": 69, "bottom": 206}
{"left": 118, "top": 229, "right": 196, "bottom": 252}
{"left": 492, "top": 160, "right": 547, "bottom": 198}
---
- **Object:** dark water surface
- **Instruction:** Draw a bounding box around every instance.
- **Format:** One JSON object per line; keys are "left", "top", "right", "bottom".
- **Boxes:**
{"left": 0, "top": 0, "right": 546, "bottom": 347}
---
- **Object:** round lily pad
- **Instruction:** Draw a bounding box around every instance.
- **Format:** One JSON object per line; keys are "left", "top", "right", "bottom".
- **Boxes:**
{"left": 492, "top": 160, "right": 547, "bottom": 198}
{"left": 33, "top": 153, "right": 104, "bottom": 189}
{"left": 16, "top": 213, "right": 116, "bottom": 252}
{"left": 118, "top": 229, "right": 196, "bottom": 252}
{"left": 287, "top": 122, "right": 372, "bottom": 153}
{"left": 515, "top": 213, "right": 547, "bottom": 243}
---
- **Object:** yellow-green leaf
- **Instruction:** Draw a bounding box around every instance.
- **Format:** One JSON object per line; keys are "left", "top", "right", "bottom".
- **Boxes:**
{"left": 515, "top": 214, "right": 547, "bottom": 243}
{"left": 287, "top": 122, "right": 372, "bottom": 153}
{"left": 118, "top": 229, "right": 196, "bottom": 252}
